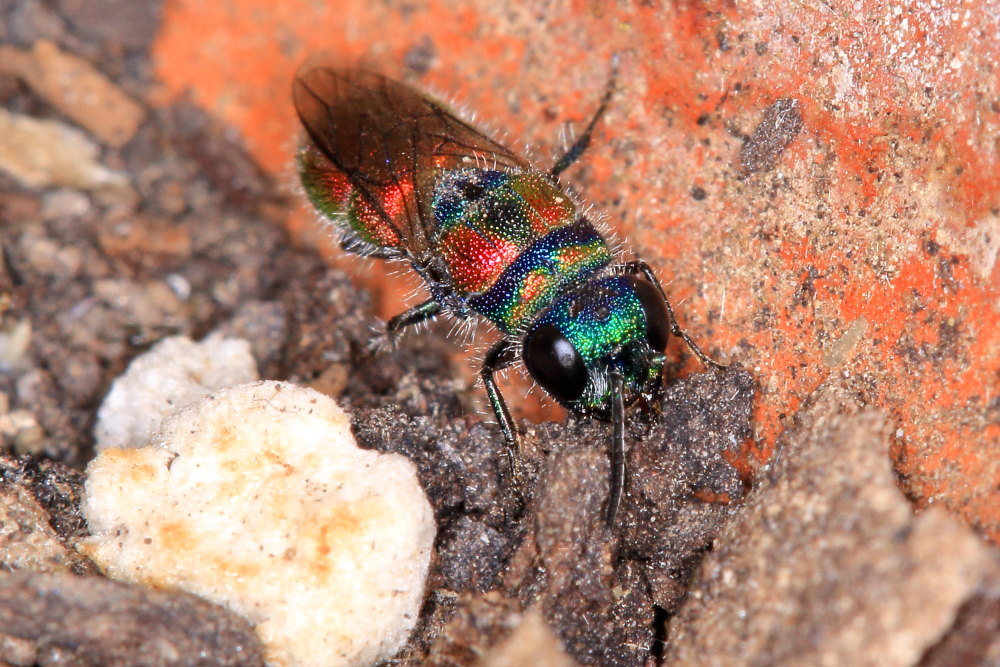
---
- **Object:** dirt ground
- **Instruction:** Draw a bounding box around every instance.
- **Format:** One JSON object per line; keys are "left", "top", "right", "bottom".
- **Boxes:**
{"left": 0, "top": 1, "right": 997, "bottom": 665}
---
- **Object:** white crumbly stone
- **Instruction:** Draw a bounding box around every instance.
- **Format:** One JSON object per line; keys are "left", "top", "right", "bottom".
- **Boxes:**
{"left": 93, "top": 335, "right": 258, "bottom": 450}
{"left": 80, "top": 381, "right": 436, "bottom": 667}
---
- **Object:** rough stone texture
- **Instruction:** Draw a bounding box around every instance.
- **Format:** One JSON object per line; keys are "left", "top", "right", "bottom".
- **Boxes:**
{"left": 663, "top": 385, "right": 1000, "bottom": 667}
{"left": 150, "top": 0, "right": 1000, "bottom": 545}
{"left": 0, "top": 94, "right": 296, "bottom": 464}
{"left": 919, "top": 592, "right": 1000, "bottom": 667}
{"left": 212, "top": 300, "right": 289, "bottom": 378}
{"left": 479, "top": 608, "right": 578, "bottom": 667}
{"left": 736, "top": 97, "right": 803, "bottom": 175}
{"left": 0, "top": 572, "right": 264, "bottom": 667}
{"left": 0, "top": 452, "right": 92, "bottom": 574}
{"left": 418, "top": 593, "right": 524, "bottom": 666}
{"left": 0, "top": 40, "right": 145, "bottom": 146}
{"left": 82, "top": 381, "right": 436, "bottom": 667}
{"left": 2, "top": 2, "right": 997, "bottom": 665}
{"left": 356, "top": 365, "right": 754, "bottom": 666}
{"left": 0, "top": 486, "right": 77, "bottom": 573}
{"left": 92, "top": 334, "right": 258, "bottom": 450}
{"left": 0, "top": 109, "right": 126, "bottom": 189}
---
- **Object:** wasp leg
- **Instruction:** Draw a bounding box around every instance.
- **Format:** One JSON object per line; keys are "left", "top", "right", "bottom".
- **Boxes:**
{"left": 385, "top": 299, "right": 442, "bottom": 342}
{"left": 549, "top": 54, "right": 620, "bottom": 179}
{"left": 606, "top": 368, "right": 626, "bottom": 528}
{"left": 480, "top": 339, "right": 526, "bottom": 509}
{"left": 623, "top": 260, "right": 726, "bottom": 371}
{"left": 340, "top": 236, "right": 402, "bottom": 260}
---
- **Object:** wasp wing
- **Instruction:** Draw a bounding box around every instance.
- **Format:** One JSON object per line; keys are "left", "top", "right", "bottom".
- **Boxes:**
{"left": 293, "top": 65, "right": 531, "bottom": 257}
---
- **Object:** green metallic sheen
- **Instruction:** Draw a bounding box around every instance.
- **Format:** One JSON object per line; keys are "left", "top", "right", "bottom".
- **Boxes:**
{"left": 532, "top": 275, "right": 666, "bottom": 411}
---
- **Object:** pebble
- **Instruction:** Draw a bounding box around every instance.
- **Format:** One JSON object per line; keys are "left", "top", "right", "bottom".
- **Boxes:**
{"left": 81, "top": 381, "right": 436, "bottom": 667}
{"left": 93, "top": 334, "right": 258, "bottom": 450}
{"left": 0, "top": 109, "right": 126, "bottom": 189}
{"left": 0, "top": 40, "right": 145, "bottom": 147}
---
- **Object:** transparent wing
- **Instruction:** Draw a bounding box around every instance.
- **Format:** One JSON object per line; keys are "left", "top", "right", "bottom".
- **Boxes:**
{"left": 293, "top": 64, "right": 530, "bottom": 256}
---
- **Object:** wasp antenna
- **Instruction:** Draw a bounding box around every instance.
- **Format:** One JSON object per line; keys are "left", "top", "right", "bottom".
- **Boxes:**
{"left": 550, "top": 54, "right": 619, "bottom": 178}
{"left": 609, "top": 51, "right": 621, "bottom": 79}
{"left": 606, "top": 368, "right": 626, "bottom": 528}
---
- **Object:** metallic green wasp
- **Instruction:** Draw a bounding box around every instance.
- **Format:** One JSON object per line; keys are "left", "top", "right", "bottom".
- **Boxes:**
{"left": 293, "top": 58, "right": 721, "bottom": 525}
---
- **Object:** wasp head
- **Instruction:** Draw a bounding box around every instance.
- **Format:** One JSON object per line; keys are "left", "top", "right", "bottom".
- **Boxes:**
{"left": 522, "top": 274, "right": 670, "bottom": 419}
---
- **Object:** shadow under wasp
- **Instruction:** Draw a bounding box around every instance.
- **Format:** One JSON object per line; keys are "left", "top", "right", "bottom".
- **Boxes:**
{"left": 292, "top": 56, "right": 723, "bottom": 527}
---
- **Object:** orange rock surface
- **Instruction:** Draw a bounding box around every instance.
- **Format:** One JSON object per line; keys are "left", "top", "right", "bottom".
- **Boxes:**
{"left": 152, "top": 1, "right": 999, "bottom": 542}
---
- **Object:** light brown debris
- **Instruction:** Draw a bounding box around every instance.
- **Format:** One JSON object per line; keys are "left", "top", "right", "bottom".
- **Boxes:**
{"left": 0, "top": 40, "right": 145, "bottom": 146}
{"left": 664, "top": 385, "right": 999, "bottom": 667}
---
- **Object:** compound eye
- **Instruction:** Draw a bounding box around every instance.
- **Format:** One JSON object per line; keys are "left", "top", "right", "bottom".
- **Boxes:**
{"left": 630, "top": 277, "right": 670, "bottom": 351}
{"left": 523, "top": 323, "right": 588, "bottom": 403}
